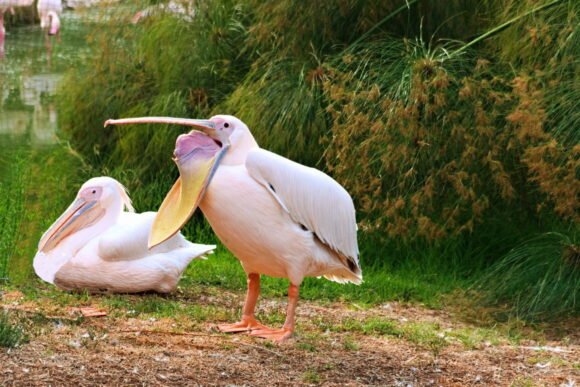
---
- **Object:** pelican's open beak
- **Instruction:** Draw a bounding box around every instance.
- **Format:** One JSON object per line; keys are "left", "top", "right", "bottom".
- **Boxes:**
{"left": 104, "top": 117, "right": 228, "bottom": 248}
{"left": 37, "top": 197, "right": 105, "bottom": 253}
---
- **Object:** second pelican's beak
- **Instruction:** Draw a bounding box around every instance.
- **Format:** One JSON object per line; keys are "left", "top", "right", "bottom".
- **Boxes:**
{"left": 104, "top": 116, "right": 226, "bottom": 249}
{"left": 148, "top": 131, "right": 227, "bottom": 248}
{"left": 38, "top": 197, "right": 105, "bottom": 253}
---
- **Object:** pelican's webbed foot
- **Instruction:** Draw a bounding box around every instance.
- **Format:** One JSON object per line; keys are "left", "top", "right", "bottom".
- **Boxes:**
{"left": 217, "top": 316, "right": 269, "bottom": 333}
{"left": 250, "top": 327, "right": 293, "bottom": 342}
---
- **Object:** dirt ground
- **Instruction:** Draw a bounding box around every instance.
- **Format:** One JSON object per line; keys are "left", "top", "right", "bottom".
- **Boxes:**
{"left": 1, "top": 289, "right": 578, "bottom": 386}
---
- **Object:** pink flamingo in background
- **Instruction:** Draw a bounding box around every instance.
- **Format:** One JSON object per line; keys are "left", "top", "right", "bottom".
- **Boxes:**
{"left": 0, "top": 0, "right": 34, "bottom": 57}
{"left": 0, "top": 11, "right": 5, "bottom": 58}
{"left": 37, "top": 0, "right": 61, "bottom": 36}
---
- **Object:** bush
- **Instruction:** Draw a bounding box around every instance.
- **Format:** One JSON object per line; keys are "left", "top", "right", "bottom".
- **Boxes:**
{"left": 323, "top": 35, "right": 578, "bottom": 241}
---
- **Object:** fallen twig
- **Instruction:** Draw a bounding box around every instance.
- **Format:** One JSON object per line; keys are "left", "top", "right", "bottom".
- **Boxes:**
{"left": 78, "top": 307, "right": 107, "bottom": 317}
{"left": 116, "top": 329, "right": 220, "bottom": 337}
{"left": 236, "top": 341, "right": 286, "bottom": 358}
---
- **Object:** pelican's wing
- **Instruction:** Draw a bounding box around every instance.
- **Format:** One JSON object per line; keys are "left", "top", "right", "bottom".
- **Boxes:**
{"left": 246, "top": 149, "right": 360, "bottom": 271}
{"left": 97, "top": 212, "right": 213, "bottom": 262}
{"left": 54, "top": 211, "right": 215, "bottom": 293}
{"left": 97, "top": 212, "right": 164, "bottom": 261}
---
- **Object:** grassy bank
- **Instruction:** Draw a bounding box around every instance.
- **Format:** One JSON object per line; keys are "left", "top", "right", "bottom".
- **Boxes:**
{"left": 51, "top": 0, "right": 579, "bottom": 320}
{"left": 1, "top": 142, "right": 458, "bottom": 307}
{"left": 0, "top": 140, "right": 89, "bottom": 283}
{"left": 0, "top": 131, "right": 463, "bottom": 309}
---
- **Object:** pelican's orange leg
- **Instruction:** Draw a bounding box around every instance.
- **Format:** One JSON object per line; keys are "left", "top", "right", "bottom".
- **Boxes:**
{"left": 251, "top": 283, "right": 299, "bottom": 342}
{"left": 218, "top": 273, "right": 269, "bottom": 333}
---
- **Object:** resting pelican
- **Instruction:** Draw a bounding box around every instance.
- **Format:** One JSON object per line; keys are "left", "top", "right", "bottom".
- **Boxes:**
{"left": 105, "top": 116, "right": 362, "bottom": 341}
{"left": 37, "top": 0, "right": 61, "bottom": 36}
{"left": 33, "top": 176, "right": 215, "bottom": 293}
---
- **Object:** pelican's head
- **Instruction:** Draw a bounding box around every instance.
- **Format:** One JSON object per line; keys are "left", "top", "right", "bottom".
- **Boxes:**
{"left": 37, "top": 177, "right": 133, "bottom": 253}
{"left": 104, "top": 115, "right": 257, "bottom": 247}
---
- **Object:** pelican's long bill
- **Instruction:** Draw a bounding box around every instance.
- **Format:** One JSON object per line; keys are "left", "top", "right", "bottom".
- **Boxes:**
{"left": 38, "top": 197, "right": 105, "bottom": 253}
{"left": 104, "top": 117, "right": 216, "bottom": 130}
{"left": 104, "top": 117, "right": 227, "bottom": 248}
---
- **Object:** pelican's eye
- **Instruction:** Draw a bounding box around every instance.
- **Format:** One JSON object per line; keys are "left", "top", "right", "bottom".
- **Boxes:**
{"left": 81, "top": 186, "right": 103, "bottom": 199}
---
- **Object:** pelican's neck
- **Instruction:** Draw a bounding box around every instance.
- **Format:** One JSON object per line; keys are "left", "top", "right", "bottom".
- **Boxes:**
{"left": 221, "top": 128, "right": 259, "bottom": 165}
{"left": 33, "top": 197, "right": 123, "bottom": 284}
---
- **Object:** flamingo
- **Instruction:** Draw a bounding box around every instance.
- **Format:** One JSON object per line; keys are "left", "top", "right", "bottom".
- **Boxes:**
{"left": 34, "top": 176, "right": 215, "bottom": 293}
{"left": 105, "top": 115, "right": 362, "bottom": 341}
{"left": 0, "top": 0, "right": 34, "bottom": 14}
{"left": 0, "top": 11, "right": 5, "bottom": 57}
{"left": 0, "top": 0, "right": 34, "bottom": 55}
{"left": 37, "top": 0, "right": 61, "bottom": 36}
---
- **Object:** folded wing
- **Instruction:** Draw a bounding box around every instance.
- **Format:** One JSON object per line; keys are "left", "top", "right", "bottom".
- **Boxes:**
{"left": 246, "top": 149, "right": 360, "bottom": 273}
{"left": 98, "top": 212, "right": 213, "bottom": 261}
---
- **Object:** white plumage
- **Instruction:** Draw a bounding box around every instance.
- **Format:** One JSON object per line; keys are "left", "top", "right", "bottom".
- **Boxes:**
{"left": 33, "top": 177, "right": 215, "bottom": 293}
{"left": 37, "top": 0, "right": 61, "bottom": 35}
{"left": 36, "top": 0, "right": 61, "bottom": 12}
{"left": 246, "top": 148, "right": 360, "bottom": 273}
{"left": 0, "top": 0, "right": 34, "bottom": 8}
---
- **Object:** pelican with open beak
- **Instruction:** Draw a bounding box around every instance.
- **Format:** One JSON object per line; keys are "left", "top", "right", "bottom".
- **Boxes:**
{"left": 105, "top": 115, "right": 362, "bottom": 342}
{"left": 104, "top": 117, "right": 228, "bottom": 248}
{"left": 33, "top": 176, "right": 215, "bottom": 293}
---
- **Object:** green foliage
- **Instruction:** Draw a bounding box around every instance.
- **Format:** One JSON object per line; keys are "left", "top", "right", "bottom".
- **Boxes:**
{"left": 0, "top": 144, "right": 90, "bottom": 283}
{"left": 475, "top": 232, "right": 580, "bottom": 320}
{"left": 0, "top": 312, "right": 26, "bottom": 348}
{"left": 0, "top": 142, "right": 28, "bottom": 279}
{"left": 324, "top": 28, "right": 578, "bottom": 240}
{"left": 219, "top": 58, "right": 328, "bottom": 166}
{"left": 58, "top": 0, "right": 251, "bottom": 183}
{"left": 302, "top": 369, "right": 321, "bottom": 384}
{"left": 2, "top": 5, "right": 35, "bottom": 28}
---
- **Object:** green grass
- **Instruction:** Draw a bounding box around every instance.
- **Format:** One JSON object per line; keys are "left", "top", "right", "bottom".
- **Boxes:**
{"left": 11, "top": 251, "right": 459, "bottom": 326}
{"left": 342, "top": 335, "right": 360, "bottom": 351}
{"left": 0, "top": 142, "right": 29, "bottom": 279}
{"left": 0, "top": 143, "right": 91, "bottom": 283}
{"left": 474, "top": 232, "right": 580, "bottom": 321}
{"left": 0, "top": 312, "right": 26, "bottom": 348}
{"left": 510, "top": 377, "right": 537, "bottom": 387}
{"left": 326, "top": 317, "right": 448, "bottom": 355}
{"left": 447, "top": 327, "right": 502, "bottom": 349}
{"left": 399, "top": 322, "right": 448, "bottom": 355}
{"left": 183, "top": 248, "right": 463, "bottom": 307}
{"left": 302, "top": 368, "right": 322, "bottom": 384}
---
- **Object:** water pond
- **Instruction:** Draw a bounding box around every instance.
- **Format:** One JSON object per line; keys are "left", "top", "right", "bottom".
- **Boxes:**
{"left": 0, "top": 10, "right": 94, "bottom": 282}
